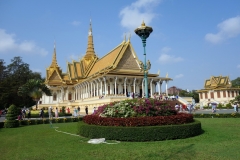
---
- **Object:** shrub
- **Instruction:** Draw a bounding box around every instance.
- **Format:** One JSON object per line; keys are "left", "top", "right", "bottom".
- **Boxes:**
{"left": 226, "top": 103, "right": 232, "bottom": 109}
{"left": 61, "top": 106, "right": 66, "bottom": 114}
{"left": 77, "top": 120, "right": 202, "bottom": 141}
{"left": 0, "top": 122, "right": 4, "bottom": 128}
{"left": 93, "top": 98, "right": 177, "bottom": 118}
{"left": 83, "top": 113, "right": 193, "bottom": 127}
{"left": 218, "top": 103, "right": 224, "bottom": 109}
{"left": 193, "top": 113, "right": 240, "bottom": 118}
{"left": 4, "top": 104, "right": 19, "bottom": 128}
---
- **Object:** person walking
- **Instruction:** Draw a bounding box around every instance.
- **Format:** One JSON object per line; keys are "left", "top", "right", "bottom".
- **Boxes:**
{"left": 55, "top": 107, "right": 58, "bottom": 118}
{"left": 27, "top": 109, "right": 31, "bottom": 119}
{"left": 48, "top": 106, "right": 53, "bottom": 119}
{"left": 85, "top": 106, "right": 88, "bottom": 115}
{"left": 233, "top": 103, "right": 237, "bottom": 112}
{"left": 77, "top": 106, "right": 80, "bottom": 116}
{"left": 67, "top": 107, "right": 70, "bottom": 114}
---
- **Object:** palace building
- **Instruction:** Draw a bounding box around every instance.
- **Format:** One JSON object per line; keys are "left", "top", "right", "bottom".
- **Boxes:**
{"left": 197, "top": 75, "right": 240, "bottom": 106}
{"left": 38, "top": 21, "right": 172, "bottom": 113}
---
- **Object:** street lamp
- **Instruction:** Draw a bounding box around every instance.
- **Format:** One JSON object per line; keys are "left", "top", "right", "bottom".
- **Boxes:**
{"left": 135, "top": 21, "right": 153, "bottom": 98}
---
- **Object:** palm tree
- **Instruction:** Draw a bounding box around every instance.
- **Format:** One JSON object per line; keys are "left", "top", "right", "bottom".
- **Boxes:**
{"left": 18, "top": 79, "right": 51, "bottom": 110}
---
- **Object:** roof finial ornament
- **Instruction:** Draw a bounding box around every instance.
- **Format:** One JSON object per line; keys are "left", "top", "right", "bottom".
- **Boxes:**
{"left": 141, "top": 20, "right": 145, "bottom": 26}
{"left": 128, "top": 33, "right": 131, "bottom": 41}
{"left": 166, "top": 72, "right": 168, "bottom": 78}
{"left": 88, "top": 18, "right": 92, "bottom": 36}
{"left": 124, "top": 33, "right": 126, "bottom": 41}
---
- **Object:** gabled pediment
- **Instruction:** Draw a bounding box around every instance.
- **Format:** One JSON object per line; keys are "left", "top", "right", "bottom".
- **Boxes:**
{"left": 49, "top": 70, "right": 62, "bottom": 81}
{"left": 204, "top": 76, "right": 232, "bottom": 89}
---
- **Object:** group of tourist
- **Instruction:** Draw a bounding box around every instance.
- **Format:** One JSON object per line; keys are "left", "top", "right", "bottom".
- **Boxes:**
{"left": 18, "top": 108, "right": 31, "bottom": 120}
{"left": 174, "top": 103, "right": 195, "bottom": 113}
{"left": 47, "top": 106, "right": 59, "bottom": 119}
{"left": 153, "top": 93, "right": 179, "bottom": 101}
{"left": 233, "top": 103, "right": 239, "bottom": 112}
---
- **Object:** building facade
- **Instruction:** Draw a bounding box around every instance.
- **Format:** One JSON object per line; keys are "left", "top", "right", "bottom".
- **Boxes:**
{"left": 38, "top": 21, "right": 172, "bottom": 113}
{"left": 197, "top": 75, "right": 240, "bottom": 106}
{"left": 167, "top": 86, "right": 182, "bottom": 95}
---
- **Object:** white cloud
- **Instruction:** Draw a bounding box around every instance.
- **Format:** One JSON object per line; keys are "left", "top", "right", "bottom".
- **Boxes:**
{"left": 205, "top": 16, "right": 240, "bottom": 44}
{"left": 158, "top": 47, "right": 184, "bottom": 64}
{"left": 237, "top": 65, "right": 240, "bottom": 68}
{"left": 175, "top": 74, "right": 184, "bottom": 79}
{"left": 119, "top": 0, "right": 161, "bottom": 33}
{"left": 69, "top": 54, "right": 79, "bottom": 61}
{"left": 72, "top": 21, "right": 81, "bottom": 26}
{"left": 32, "top": 68, "right": 42, "bottom": 73}
{"left": 0, "top": 29, "right": 48, "bottom": 56}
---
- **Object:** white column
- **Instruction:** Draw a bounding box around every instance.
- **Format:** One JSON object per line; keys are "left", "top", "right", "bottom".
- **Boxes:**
{"left": 133, "top": 78, "right": 136, "bottom": 94}
{"left": 142, "top": 78, "right": 144, "bottom": 97}
{"left": 124, "top": 77, "right": 127, "bottom": 96}
{"left": 150, "top": 79, "right": 153, "bottom": 98}
{"left": 99, "top": 78, "right": 102, "bottom": 96}
{"left": 103, "top": 77, "right": 107, "bottom": 95}
{"left": 115, "top": 77, "right": 117, "bottom": 95}
{"left": 93, "top": 81, "right": 96, "bottom": 97}
{"left": 158, "top": 80, "right": 161, "bottom": 95}
{"left": 166, "top": 80, "right": 168, "bottom": 96}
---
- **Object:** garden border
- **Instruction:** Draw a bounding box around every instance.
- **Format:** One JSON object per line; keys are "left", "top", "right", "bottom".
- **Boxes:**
{"left": 77, "top": 119, "right": 202, "bottom": 142}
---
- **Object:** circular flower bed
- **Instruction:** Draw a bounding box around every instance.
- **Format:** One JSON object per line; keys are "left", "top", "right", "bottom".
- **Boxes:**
{"left": 78, "top": 98, "right": 202, "bottom": 141}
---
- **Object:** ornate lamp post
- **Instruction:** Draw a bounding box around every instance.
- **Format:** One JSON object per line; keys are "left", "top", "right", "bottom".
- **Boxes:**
{"left": 135, "top": 21, "right": 153, "bottom": 98}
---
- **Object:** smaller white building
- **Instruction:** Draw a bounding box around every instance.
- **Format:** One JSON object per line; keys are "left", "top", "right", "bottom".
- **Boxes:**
{"left": 197, "top": 76, "right": 240, "bottom": 106}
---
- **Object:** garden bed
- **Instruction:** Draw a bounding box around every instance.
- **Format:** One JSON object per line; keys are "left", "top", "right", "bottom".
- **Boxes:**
{"left": 78, "top": 119, "right": 202, "bottom": 141}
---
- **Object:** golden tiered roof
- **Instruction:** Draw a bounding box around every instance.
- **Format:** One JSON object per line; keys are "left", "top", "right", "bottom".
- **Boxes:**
{"left": 45, "top": 21, "right": 160, "bottom": 86}
{"left": 197, "top": 75, "right": 240, "bottom": 93}
{"left": 204, "top": 75, "right": 231, "bottom": 89}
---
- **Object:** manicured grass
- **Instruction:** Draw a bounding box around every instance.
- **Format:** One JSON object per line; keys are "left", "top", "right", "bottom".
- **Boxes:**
{"left": 1, "top": 118, "right": 240, "bottom": 160}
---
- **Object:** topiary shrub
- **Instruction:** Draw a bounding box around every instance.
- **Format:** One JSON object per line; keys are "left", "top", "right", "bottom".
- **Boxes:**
{"left": 78, "top": 120, "right": 202, "bottom": 141}
{"left": 4, "top": 104, "right": 19, "bottom": 128}
{"left": 225, "top": 103, "right": 232, "bottom": 109}
{"left": 83, "top": 113, "right": 193, "bottom": 127}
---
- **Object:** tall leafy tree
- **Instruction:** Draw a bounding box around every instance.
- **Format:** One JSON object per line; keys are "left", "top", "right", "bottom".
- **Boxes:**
{"left": 18, "top": 79, "right": 52, "bottom": 110}
{"left": 0, "top": 57, "right": 42, "bottom": 109}
{"left": 231, "top": 77, "right": 240, "bottom": 87}
{"left": 179, "top": 90, "right": 199, "bottom": 103}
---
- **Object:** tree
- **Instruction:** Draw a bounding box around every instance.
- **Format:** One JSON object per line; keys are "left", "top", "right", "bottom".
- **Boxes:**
{"left": 231, "top": 77, "right": 240, "bottom": 88}
{"left": 179, "top": 90, "right": 199, "bottom": 103}
{"left": 0, "top": 57, "right": 43, "bottom": 109}
{"left": 4, "top": 104, "right": 20, "bottom": 128}
{"left": 18, "top": 79, "right": 52, "bottom": 110}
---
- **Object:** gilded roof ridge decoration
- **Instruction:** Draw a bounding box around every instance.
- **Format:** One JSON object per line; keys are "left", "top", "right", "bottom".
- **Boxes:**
{"left": 50, "top": 42, "right": 59, "bottom": 68}
{"left": 87, "top": 41, "right": 126, "bottom": 77}
{"left": 96, "top": 41, "right": 126, "bottom": 61}
{"left": 112, "top": 42, "right": 130, "bottom": 67}
{"left": 203, "top": 75, "right": 232, "bottom": 90}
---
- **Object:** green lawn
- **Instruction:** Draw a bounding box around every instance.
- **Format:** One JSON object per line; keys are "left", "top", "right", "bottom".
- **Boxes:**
{"left": 1, "top": 118, "right": 240, "bottom": 160}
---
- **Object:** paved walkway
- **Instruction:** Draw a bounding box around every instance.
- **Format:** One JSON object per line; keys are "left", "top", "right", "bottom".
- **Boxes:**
{"left": 0, "top": 109, "right": 237, "bottom": 123}
{"left": 0, "top": 114, "right": 86, "bottom": 122}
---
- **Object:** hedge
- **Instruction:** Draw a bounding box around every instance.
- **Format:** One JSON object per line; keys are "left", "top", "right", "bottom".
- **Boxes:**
{"left": 0, "top": 122, "right": 4, "bottom": 128}
{"left": 28, "top": 113, "right": 72, "bottom": 118}
{"left": 193, "top": 113, "right": 240, "bottom": 118}
{"left": 77, "top": 120, "right": 202, "bottom": 142}
{"left": 83, "top": 113, "right": 193, "bottom": 127}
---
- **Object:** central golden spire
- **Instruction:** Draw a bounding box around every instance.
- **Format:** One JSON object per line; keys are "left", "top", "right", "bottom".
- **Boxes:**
{"left": 85, "top": 19, "right": 96, "bottom": 60}
{"left": 50, "top": 41, "right": 59, "bottom": 67}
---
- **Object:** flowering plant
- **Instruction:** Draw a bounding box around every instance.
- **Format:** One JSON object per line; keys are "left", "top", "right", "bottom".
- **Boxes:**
{"left": 93, "top": 98, "right": 176, "bottom": 118}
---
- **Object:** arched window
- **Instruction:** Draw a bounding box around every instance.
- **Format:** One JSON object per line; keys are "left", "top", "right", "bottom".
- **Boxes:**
{"left": 53, "top": 93, "right": 57, "bottom": 101}
{"left": 68, "top": 92, "right": 72, "bottom": 100}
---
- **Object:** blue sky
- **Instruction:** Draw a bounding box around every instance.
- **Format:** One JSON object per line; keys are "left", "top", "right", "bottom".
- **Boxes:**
{"left": 1, "top": 0, "right": 240, "bottom": 91}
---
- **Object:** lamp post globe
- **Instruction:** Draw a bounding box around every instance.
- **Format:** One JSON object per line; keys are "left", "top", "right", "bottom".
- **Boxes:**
{"left": 134, "top": 21, "right": 153, "bottom": 98}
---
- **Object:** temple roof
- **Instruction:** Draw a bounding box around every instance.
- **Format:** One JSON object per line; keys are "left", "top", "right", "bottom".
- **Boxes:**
{"left": 204, "top": 75, "right": 231, "bottom": 89}
{"left": 197, "top": 75, "right": 240, "bottom": 92}
{"left": 45, "top": 21, "right": 169, "bottom": 86}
